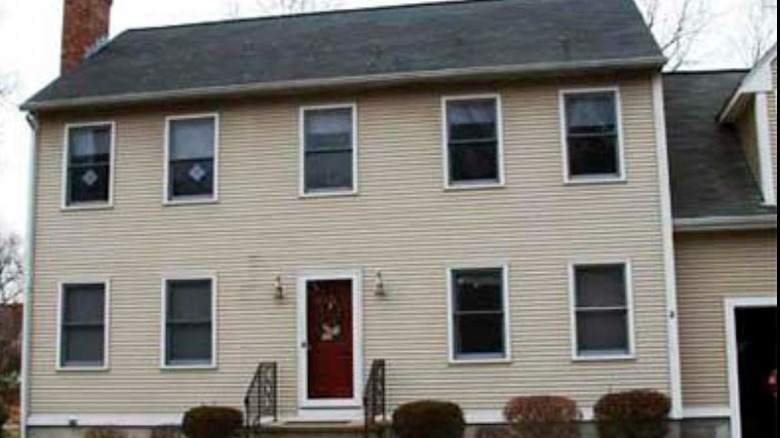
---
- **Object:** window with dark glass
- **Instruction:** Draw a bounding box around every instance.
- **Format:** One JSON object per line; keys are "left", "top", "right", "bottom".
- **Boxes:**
{"left": 573, "top": 264, "right": 631, "bottom": 357}
{"left": 303, "top": 106, "right": 355, "bottom": 193}
{"left": 165, "top": 279, "right": 213, "bottom": 366}
{"left": 65, "top": 124, "right": 112, "bottom": 206}
{"left": 451, "top": 267, "right": 507, "bottom": 360}
{"left": 445, "top": 98, "right": 501, "bottom": 185}
{"left": 563, "top": 91, "right": 622, "bottom": 179}
{"left": 167, "top": 117, "right": 216, "bottom": 201}
{"left": 60, "top": 283, "right": 106, "bottom": 368}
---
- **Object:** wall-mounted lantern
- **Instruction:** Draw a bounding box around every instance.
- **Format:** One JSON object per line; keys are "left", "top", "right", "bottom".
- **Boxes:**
{"left": 274, "top": 275, "right": 285, "bottom": 300}
{"left": 375, "top": 271, "right": 386, "bottom": 297}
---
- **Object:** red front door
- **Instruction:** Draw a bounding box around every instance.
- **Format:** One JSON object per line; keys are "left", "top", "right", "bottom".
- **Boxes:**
{"left": 307, "top": 279, "right": 354, "bottom": 400}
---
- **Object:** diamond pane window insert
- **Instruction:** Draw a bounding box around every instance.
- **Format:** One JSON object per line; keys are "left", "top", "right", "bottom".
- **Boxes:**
{"left": 168, "top": 116, "right": 217, "bottom": 201}
{"left": 66, "top": 124, "right": 113, "bottom": 206}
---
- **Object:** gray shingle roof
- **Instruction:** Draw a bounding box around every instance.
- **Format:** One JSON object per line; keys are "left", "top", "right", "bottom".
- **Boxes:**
{"left": 25, "top": 0, "right": 662, "bottom": 109}
{"left": 664, "top": 72, "right": 776, "bottom": 219}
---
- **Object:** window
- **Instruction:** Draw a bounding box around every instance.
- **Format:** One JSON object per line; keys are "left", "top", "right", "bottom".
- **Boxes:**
{"left": 571, "top": 263, "right": 633, "bottom": 359}
{"left": 59, "top": 282, "right": 108, "bottom": 369}
{"left": 166, "top": 115, "right": 218, "bottom": 202}
{"left": 444, "top": 96, "right": 503, "bottom": 187}
{"left": 163, "top": 278, "right": 215, "bottom": 367}
{"left": 64, "top": 123, "right": 113, "bottom": 207}
{"left": 301, "top": 105, "right": 356, "bottom": 195}
{"left": 562, "top": 90, "right": 624, "bottom": 181}
{"left": 449, "top": 267, "right": 509, "bottom": 362}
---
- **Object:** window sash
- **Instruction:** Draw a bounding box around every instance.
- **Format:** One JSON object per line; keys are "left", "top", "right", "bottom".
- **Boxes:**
{"left": 450, "top": 267, "right": 507, "bottom": 360}
{"left": 166, "top": 116, "right": 217, "bottom": 200}
{"left": 445, "top": 98, "right": 501, "bottom": 185}
{"left": 65, "top": 124, "right": 113, "bottom": 206}
{"left": 563, "top": 91, "right": 622, "bottom": 179}
{"left": 164, "top": 279, "right": 214, "bottom": 366}
{"left": 572, "top": 264, "right": 632, "bottom": 357}
{"left": 60, "top": 284, "right": 106, "bottom": 368}
{"left": 302, "top": 107, "right": 355, "bottom": 193}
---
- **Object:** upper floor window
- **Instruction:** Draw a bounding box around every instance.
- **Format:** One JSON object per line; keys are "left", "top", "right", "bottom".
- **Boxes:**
{"left": 561, "top": 89, "right": 625, "bottom": 182}
{"left": 570, "top": 262, "right": 634, "bottom": 359}
{"left": 448, "top": 266, "right": 510, "bottom": 362}
{"left": 301, "top": 105, "right": 357, "bottom": 195}
{"left": 163, "top": 277, "right": 215, "bottom": 368}
{"left": 59, "top": 282, "right": 108, "bottom": 370}
{"left": 64, "top": 123, "right": 114, "bottom": 208}
{"left": 165, "top": 115, "right": 218, "bottom": 203}
{"left": 444, "top": 96, "right": 504, "bottom": 188}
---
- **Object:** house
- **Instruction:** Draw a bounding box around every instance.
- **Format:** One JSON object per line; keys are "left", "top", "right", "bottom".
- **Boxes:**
{"left": 18, "top": 0, "right": 776, "bottom": 437}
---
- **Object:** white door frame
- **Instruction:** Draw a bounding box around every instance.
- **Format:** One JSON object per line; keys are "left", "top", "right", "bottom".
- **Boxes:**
{"left": 297, "top": 269, "right": 364, "bottom": 410}
{"left": 725, "top": 296, "right": 777, "bottom": 438}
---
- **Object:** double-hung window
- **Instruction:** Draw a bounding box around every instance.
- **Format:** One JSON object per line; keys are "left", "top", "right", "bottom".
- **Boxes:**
{"left": 571, "top": 263, "right": 634, "bottom": 359}
{"left": 301, "top": 105, "right": 357, "bottom": 195}
{"left": 449, "top": 266, "right": 510, "bottom": 362}
{"left": 166, "top": 115, "right": 218, "bottom": 203}
{"left": 562, "top": 89, "right": 624, "bottom": 182}
{"left": 64, "top": 123, "right": 114, "bottom": 207}
{"left": 163, "top": 278, "right": 215, "bottom": 368}
{"left": 59, "top": 282, "right": 108, "bottom": 369}
{"left": 444, "top": 96, "right": 503, "bottom": 187}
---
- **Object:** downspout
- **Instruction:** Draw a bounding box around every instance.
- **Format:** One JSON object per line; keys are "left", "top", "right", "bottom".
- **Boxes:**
{"left": 652, "top": 75, "right": 683, "bottom": 419}
{"left": 21, "top": 113, "right": 38, "bottom": 438}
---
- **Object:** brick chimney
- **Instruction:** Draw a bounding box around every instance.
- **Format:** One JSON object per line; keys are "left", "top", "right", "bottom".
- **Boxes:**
{"left": 61, "top": 0, "right": 112, "bottom": 74}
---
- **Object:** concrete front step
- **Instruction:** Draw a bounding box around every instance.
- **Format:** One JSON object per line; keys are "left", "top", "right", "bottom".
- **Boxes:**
{"left": 249, "top": 420, "right": 390, "bottom": 438}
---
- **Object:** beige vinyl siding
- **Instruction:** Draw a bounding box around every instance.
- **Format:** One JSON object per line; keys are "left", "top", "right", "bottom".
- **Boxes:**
{"left": 676, "top": 230, "right": 777, "bottom": 409}
{"left": 29, "top": 75, "right": 671, "bottom": 417}
{"left": 770, "top": 58, "right": 777, "bottom": 199}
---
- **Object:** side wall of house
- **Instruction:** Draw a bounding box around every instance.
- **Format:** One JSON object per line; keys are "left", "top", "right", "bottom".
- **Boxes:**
{"left": 770, "top": 58, "right": 777, "bottom": 199}
{"left": 28, "top": 75, "right": 672, "bottom": 421}
{"left": 676, "top": 229, "right": 777, "bottom": 410}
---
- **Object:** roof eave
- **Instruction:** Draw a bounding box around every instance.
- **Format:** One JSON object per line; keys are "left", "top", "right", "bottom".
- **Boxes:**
{"left": 674, "top": 214, "right": 778, "bottom": 233}
{"left": 21, "top": 56, "right": 665, "bottom": 112}
{"left": 718, "top": 44, "right": 777, "bottom": 123}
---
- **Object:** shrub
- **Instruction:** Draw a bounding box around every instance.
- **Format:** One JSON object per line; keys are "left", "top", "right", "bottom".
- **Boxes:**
{"left": 594, "top": 390, "right": 671, "bottom": 438}
{"left": 181, "top": 406, "right": 243, "bottom": 438}
{"left": 83, "top": 428, "right": 128, "bottom": 438}
{"left": 0, "top": 397, "right": 7, "bottom": 438}
{"left": 504, "top": 396, "right": 580, "bottom": 438}
{"left": 151, "top": 427, "right": 182, "bottom": 438}
{"left": 392, "top": 400, "right": 466, "bottom": 438}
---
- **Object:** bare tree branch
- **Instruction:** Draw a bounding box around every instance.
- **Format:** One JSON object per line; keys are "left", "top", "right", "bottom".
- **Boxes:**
{"left": 0, "top": 230, "right": 23, "bottom": 306}
{"left": 733, "top": 0, "right": 777, "bottom": 66}
{"left": 224, "top": 0, "right": 341, "bottom": 18}
{"left": 635, "top": 0, "right": 713, "bottom": 71}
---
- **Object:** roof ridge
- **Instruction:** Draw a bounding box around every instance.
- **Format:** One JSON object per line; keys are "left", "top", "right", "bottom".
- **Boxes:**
{"left": 124, "top": 0, "right": 511, "bottom": 33}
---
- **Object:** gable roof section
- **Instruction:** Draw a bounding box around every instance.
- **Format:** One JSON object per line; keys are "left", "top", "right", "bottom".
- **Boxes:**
{"left": 664, "top": 71, "right": 776, "bottom": 221}
{"left": 719, "top": 44, "right": 777, "bottom": 122}
{"left": 24, "top": 0, "right": 663, "bottom": 111}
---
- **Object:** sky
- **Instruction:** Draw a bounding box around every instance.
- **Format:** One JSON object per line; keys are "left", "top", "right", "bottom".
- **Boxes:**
{"left": 0, "top": 0, "right": 776, "bottom": 237}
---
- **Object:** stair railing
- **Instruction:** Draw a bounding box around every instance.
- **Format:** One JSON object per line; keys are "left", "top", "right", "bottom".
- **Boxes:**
{"left": 244, "top": 362, "right": 278, "bottom": 432}
{"left": 363, "top": 359, "right": 387, "bottom": 438}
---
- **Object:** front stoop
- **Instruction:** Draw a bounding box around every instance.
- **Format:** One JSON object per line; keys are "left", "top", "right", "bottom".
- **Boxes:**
{"left": 247, "top": 421, "right": 391, "bottom": 438}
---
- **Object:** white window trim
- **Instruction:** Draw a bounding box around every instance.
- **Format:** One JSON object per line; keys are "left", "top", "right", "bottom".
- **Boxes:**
{"left": 61, "top": 121, "right": 116, "bottom": 211}
{"left": 163, "top": 113, "right": 220, "bottom": 206}
{"left": 441, "top": 94, "right": 506, "bottom": 190}
{"left": 160, "top": 274, "right": 218, "bottom": 370}
{"left": 725, "top": 296, "right": 777, "bottom": 438}
{"left": 754, "top": 93, "right": 777, "bottom": 206}
{"left": 296, "top": 268, "right": 364, "bottom": 409}
{"left": 568, "top": 260, "right": 636, "bottom": 362}
{"left": 446, "top": 263, "right": 512, "bottom": 365}
{"left": 56, "top": 279, "right": 111, "bottom": 372}
{"left": 299, "top": 103, "right": 359, "bottom": 198}
{"left": 559, "top": 87, "right": 627, "bottom": 185}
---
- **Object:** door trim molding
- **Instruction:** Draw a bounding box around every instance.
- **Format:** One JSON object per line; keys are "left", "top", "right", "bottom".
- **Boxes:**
{"left": 297, "top": 269, "right": 364, "bottom": 409}
{"left": 724, "top": 296, "right": 777, "bottom": 438}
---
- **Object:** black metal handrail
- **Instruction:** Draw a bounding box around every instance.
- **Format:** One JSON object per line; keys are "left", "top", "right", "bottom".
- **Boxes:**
{"left": 244, "top": 362, "right": 278, "bottom": 430}
{"left": 363, "top": 359, "right": 387, "bottom": 438}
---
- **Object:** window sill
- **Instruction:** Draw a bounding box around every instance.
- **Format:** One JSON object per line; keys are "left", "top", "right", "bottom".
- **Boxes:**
{"left": 161, "top": 364, "right": 218, "bottom": 371}
{"left": 61, "top": 203, "right": 114, "bottom": 212}
{"left": 572, "top": 354, "right": 636, "bottom": 363}
{"left": 444, "top": 182, "right": 506, "bottom": 192}
{"left": 163, "top": 197, "right": 219, "bottom": 207}
{"left": 56, "top": 365, "right": 110, "bottom": 373}
{"left": 449, "top": 357, "right": 512, "bottom": 366}
{"left": 299, "top": 189, "right": 359, "bottom": 199}
{"left": 564, "top": 176, "right": 627, "bottom": 186}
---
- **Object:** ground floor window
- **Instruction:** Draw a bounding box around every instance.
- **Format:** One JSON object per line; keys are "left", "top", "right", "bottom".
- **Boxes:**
{"left": 163, "top": 277, "right": 215, "bottom": 368}
{"left": 448, "top": 266, "right": 509, "bottom": 362}
{"left": 59, "top": 282, "right": 108, "bottom": 369}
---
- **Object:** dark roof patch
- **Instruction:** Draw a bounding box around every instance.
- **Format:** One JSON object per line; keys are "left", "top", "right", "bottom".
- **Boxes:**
{"left": 26, "top": 0, "right": 662, "bottom": 107}
{"left": 664, "top": 71, "right": 776, "bottom": 219}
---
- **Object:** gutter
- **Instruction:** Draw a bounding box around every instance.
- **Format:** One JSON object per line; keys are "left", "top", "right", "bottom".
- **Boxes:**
{"left": 674, "top": 214, "right": 777, "bottom": 232}
{"left": 20, "top": 113, "right": 38, "bottom": 438}
{"left": 21, "top": 56, "right": 665, "bottom": 112}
